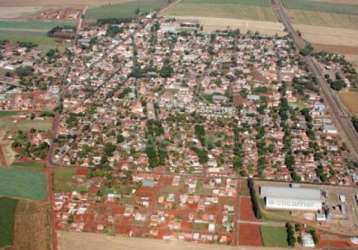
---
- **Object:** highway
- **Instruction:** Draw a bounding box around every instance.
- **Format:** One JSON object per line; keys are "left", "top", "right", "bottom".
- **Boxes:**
{"left": 272, "top": 0, "right": 358, "bottom": 160}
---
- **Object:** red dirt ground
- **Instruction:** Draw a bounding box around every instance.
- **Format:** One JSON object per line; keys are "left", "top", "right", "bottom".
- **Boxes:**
{"left": 239, "top": 196, "right": 257, "bottom": 221}
{"left": 320, "top": 239, "right": 358, "bottom": 249}
{"left": 239, "top": 223, "right": 262, "bottom": 246}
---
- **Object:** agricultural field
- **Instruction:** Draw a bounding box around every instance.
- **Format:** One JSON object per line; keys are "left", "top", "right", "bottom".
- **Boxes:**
{"left": 0, "top": 168, "right": 47, "bottom": 200}
{"left": 281, "top": 0, "right": 358, "bottom": 29}
{"left": 163, "top": 0, "right": 277, "bottom": 22}
{"left": 86, "top": 0, "right": 169, "bottom": 20}
{"left": 11, "top": 160, "right": 46, "bottom": 172}
{"left": 338, "top": 90, "right": 358, "bottom": 116}
{"left": 0, "top": 198, "right": 18, "bottom": 248}
{"left": 0, "top": 0, "right": 131, "bottom": 8}
{"left": 0, "top": 31, "right": 64, "bottom": 51}
{"left": 260, "top": 225, "right": 288, "bottom": 247}
{"left": 239, "top": 196, "right": 257, "bottom": 221}
{"left": 0, "top": 114, "right": 53, "bottom": 132}
{"left": 0, "top": 20, "right": 74, "bottom": 31}
{"left": 13, "top": 200, "right": 53, "bottom": 250}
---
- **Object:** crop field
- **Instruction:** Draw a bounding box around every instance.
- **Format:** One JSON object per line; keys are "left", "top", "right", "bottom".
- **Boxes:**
{"left": 0, "top": 31, "right": 62, "bottom": 51}
{"left": 338, "top": 90, "right": 358, "bottom": 115}
{"left": 0, "top": 168, "right": 47, "bottom": 200}
{"left": 260, "top": 225, "right": 288, "bottom": 247}
{"left": 0, "top": 198, "right": 18, "bottom": 248}
{"left": 163, "top": 0, "right": 277, "bottom": 22}
{"left": 86, "top": 0, "right": 169, "bottom": 20}
{"left": 281, "top": 0, "right": 358, "bottom": 29}
{"left": 11, "top": 161, "right": 46, "bottom": 172}
{"left": 282, "top": 0, "right": 358, "bottom": 14}
{"left": 0, "top": 111, "right": 18, "bottom": 117}
{"left": 13, "top": 200, "right": 53, "bottom": 250}
{"left": 0, "top": 0, "right": 131, "bottom": 8}
{"left": 0, "top": 20, "right": 74, "bottom": 31}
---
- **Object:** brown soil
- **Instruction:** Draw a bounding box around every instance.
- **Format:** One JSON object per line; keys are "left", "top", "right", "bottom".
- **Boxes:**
{"left": 13, "top": 200, "right": 53, "bottom": 250}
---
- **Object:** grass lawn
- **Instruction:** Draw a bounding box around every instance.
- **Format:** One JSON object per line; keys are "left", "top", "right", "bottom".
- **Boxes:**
{"left": 54, "top": 168, "right": 75, "bottom": 192}
{"left": 86, "top": 0, "right": 168, "bottom": 20}
{"left": 0, "top": 20, "right": 74, "bottom": 31}
{"left": 0, "top": 197, "right": 18, "bottom": 248}
{"left": 0, "top": 168, "right": 47, "bottom": 200}
{"left": 260, "top": 225, "right": 288, "bottom": 247}
{"left": 163, "top": 0, "right": 277, "bottom": 22}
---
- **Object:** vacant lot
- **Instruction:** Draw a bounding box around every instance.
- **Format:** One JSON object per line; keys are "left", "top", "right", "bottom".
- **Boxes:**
{"left": 0, "top": 198, "right": 18, "bottom": 248}
{"left": 11, "top": 161, "right": 46, "bottom": 172}
{"left": 0, "top": 115, "right": 53, "bottom": 132}
{"left": 54, "top": 167, "right": 75, "bottom": 192}
{"left": 163, "top": 0, "right": 277, "bottom": 22}
{"left": 239, "top": 196, "right": 257, "bottom": 221}
{"left": 0, "top": 168, "right": 47, "bottom": 200}
{"left": 238, "top": 223, "right": 262, "bottom": 246}
{"left": 338, "top": 90, "right": 358, "bottom": 116}
{"left": 13, "top": 200, "right": 53, "bottom": 250}
{"left": 260, "top": 226, "right": 288, "bottom": 247}
{"left": 86, "top": 0, "right": 168, "bottom": 20}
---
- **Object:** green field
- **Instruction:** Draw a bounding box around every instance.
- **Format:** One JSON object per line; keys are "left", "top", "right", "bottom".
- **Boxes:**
{"left": 0, "top": 168, "right": 47, "bottom": 200}
{"left": 260, "top": 225, "right": 288, "bottom": 247}
{"left": 0, "top": 30, "right": 63, "bottom": 51}
{"left": 163, "top": 0, "right": 277, "bottom": 21}
{"left": 0, "top": 198, "right": 18, "bottom": 248}
{"left": 86, "top": 0, "right": 168, "bottom": 20}
{"left": 0, "top": 20, "right": 74, "bottom": 31}
{"left": 54, "top": 167, "right": 75, "bottom": 192}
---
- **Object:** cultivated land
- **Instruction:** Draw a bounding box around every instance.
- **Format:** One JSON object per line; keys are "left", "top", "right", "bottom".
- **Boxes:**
{"left": 54, "top": 167, "right": 75, "bottom": 192}
{"left": 13, "top": 200, "right": 53, "bottom": 250}
{"left": 338, "top": 90, "right": 358, "bottom": 116}
{"left": 163, "top": 0, "right": 277, "bottom": 22}
{"left": 0, "top": 0, "right": 131, "bottom": 8}
{"left": 0, "top": 20, "right": 74, "bottom": 31}
{"left": 0, "top": 198, "right": 18, "bottom": 248}
{"left": 85, "top": 0, "right": 169, "bottom": 20}
{"left": 0, "top": 168, "right": 47, "bottom": 200}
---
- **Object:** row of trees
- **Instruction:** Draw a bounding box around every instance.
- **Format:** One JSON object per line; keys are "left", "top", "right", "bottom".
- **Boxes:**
{"left": 247, "top": 178, "right": 261, "bottom": 219}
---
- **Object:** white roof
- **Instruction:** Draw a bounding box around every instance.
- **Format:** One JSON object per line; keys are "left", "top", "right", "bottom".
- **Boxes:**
{"left": 260, "top": 186, "right": 321, "bottom": 201}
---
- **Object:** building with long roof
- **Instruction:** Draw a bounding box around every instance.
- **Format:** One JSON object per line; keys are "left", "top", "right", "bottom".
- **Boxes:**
{"left": 260, "top": 185, "right": 322, "bottom": 211}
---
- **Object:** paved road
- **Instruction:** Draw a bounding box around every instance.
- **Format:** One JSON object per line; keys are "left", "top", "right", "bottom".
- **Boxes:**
{"left": 272, "top": 0, "right": 358, "bottom": 160}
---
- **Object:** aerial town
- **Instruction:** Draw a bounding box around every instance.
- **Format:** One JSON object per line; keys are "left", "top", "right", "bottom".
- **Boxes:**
{"left": 1, "top": 1, "right": 358, "bottom": 250}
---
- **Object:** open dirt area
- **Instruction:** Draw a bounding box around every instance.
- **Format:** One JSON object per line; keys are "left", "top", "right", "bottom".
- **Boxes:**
{"left": 58, "top": 231, "right": 286, "bottom": 250}
{"left": 338, "top": 90, "right": 358, "bottom": 116}
{"left": 13, "top": 200, "right": 53, "bottom": 250}
{"left": 169, "top": 16, "right": 285, "bottom": 36}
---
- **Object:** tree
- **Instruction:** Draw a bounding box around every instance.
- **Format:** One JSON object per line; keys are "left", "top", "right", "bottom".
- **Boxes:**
{"left": 159, "top": 64, "right": 174, "bottom": 78}
{"left": 286, "top": 222, "right": 296, "bottom": 247}
{"left": 104, "top": 143, "right": 116, "bottom": 157}
{"left": 247, "top": 178, "right": 262, "bottom": 219}
{"left": 16, "top": 66, "right": 34, "bottom": 77}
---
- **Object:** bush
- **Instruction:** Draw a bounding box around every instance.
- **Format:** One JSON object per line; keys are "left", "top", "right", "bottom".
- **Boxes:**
{"left": 248, "top": 178, "right": 262, "bottom": 219}
{"left": 286, "top": 222, "right": 296, "bottom": 247}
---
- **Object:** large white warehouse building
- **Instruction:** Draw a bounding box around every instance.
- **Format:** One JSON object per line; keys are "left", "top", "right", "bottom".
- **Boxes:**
{"left": 260, "top": 186, "right": 322, "bottom": 211}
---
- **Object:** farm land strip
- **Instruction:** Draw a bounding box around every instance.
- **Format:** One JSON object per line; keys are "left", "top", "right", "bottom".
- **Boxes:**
{"left": 163, "top": 0, "right": 277, "bottom": 22}
{"left": 0, "top": 168, "right": 47, "bottom": 200}
{"left": 0, "top": 198, "right": 18, "bottom": 248}
{"left": 85, "top": 0, "right": 169, "bottom": 20}
{"left": 260, "top": 225, "right": 288, "bottom": 247}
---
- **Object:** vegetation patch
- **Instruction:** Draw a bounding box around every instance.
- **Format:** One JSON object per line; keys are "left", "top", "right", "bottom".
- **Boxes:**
{"left": 86, "top": 0, "right": 168, "bottom": 20}
{"left": 54, "top": 167, "right": 75, "bottom": 192}
{"left": 0, "top": 197, "right": 18, "bottom": 248}
{"left": 0, "top": 168, "right": 47, "bottom": 200}
{"left": 282, "top": 0, "right": 358, "bottom": 15}
{"left": 0, "top": 20, "right": 74, "bottom": 31}
{"left": 261, "top": 225, "right": 288, "bottom": 247}
{"left": 0, "top": 111, "right": 18, "bottom": 117}
{"left": 163, "top": 0, "right": 277, "bottom": 22}
{"left": 11, "top": 161, "right": 45, "bottom": 172}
